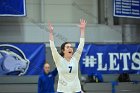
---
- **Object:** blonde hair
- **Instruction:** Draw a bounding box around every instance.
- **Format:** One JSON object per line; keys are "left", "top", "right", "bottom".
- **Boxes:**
{"left": 44, "top": 61, "right": 49, "bottom": 66}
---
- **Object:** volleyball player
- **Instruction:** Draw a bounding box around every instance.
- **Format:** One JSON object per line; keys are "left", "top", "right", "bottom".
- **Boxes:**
{"left": 48, "top": 19, "right": 86, "bottom": 93}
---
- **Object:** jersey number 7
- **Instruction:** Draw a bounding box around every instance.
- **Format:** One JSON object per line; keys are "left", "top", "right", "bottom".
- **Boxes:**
{"left": 69, "top": 66, "right": 72, "bottom": 73}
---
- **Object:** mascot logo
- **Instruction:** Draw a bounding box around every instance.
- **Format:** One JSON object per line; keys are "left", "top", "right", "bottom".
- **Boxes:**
{"left": 0, "top": 44, "right": 30, "bottom": 76}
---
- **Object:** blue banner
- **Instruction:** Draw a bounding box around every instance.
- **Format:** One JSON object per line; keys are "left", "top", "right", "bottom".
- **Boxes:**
{"left": 0, "top": 0, "right": 26, "bottom": 16}
{"left": 76, "top": 44, "right": 140, "bottom": 75}
{"left": 0, "top": 43, "right": 46, "bottom": 76}
{"left": 114, "top": 0, "right": 140, "bottom": 18}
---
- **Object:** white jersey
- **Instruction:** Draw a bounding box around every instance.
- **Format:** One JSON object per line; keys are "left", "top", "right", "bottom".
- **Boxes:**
{"left": 50, "top": 38, "right": 85, "bottom": 93}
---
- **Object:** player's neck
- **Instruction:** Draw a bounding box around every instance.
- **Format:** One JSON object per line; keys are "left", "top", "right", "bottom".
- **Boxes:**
{"left": 64, "top": 56, "right": 71, "bottom": 62}
{"left": 44, "top": 71, "right": 49, "bottom": 75}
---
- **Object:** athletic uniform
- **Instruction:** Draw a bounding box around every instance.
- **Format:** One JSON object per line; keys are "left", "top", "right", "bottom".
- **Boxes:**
{"left": 50, "top": 38, "right": 85, "bottom": 93}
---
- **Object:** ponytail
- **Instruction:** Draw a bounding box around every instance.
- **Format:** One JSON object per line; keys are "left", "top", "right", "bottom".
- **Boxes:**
{"left": 60, "top": 52, "right": 64, "bottom": 57}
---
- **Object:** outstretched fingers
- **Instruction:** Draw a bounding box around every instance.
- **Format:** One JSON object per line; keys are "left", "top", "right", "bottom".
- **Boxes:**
{"left": 80, "top": 18, "right": 86, "bottom": 24}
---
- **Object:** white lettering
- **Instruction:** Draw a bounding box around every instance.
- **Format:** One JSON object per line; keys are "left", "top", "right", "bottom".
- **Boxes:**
{"left": 120, "top": 53, "right": 130, "bottom": 70}
{"left": 109, "top": 53, "right": 120, "bottom": 70}
{"left": 97, "top": 53, "right": 107, "bottom": 71}
{"left": 132, "top": 53, "right": 140, "bottom": 70}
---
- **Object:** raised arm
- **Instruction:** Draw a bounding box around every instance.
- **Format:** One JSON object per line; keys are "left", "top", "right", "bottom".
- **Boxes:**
{"left": 48, "top": 22, "right": 54, "bottom": 41}
{"left": 48, "top": 22, "right": 61, "bottom": 65}
{"left": 79, "top": 19, "right": 86, "bottom": 38}
{"left": 73, "top": 19, "right": 86, "bottom": 61}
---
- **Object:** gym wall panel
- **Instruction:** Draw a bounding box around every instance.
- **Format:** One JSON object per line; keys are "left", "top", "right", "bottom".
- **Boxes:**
{"left": 0, "top": 25, "right": 25, "bottom": 42}
{"left": 25, "top": 0, "right": 41, "bottom": 23}
{"left": 46, "top": 0, "right": 94, "bottom": 5}
{"left": 44, "top": 0, "right": 98, "bottom": 24}
{"left": 0, "top": 24, "right": 122, "bottom": 45}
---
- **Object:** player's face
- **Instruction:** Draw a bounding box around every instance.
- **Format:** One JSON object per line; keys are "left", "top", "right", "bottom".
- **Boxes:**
{"left": 63, "top": 43, "right": 73, "bottom": 58}
{"left": 44, "top": 63, "right": 50, "bottom": 74}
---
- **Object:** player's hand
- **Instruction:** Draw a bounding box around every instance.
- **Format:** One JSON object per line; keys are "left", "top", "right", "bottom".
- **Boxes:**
{"left": 78, "top": 19, "right": 87, "bottom": 30}
{"left": 48, "top": 22, "right": 54, "bottom": 41}
{"left": 48, "top": 22, "right": 54, "bottom": 33}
